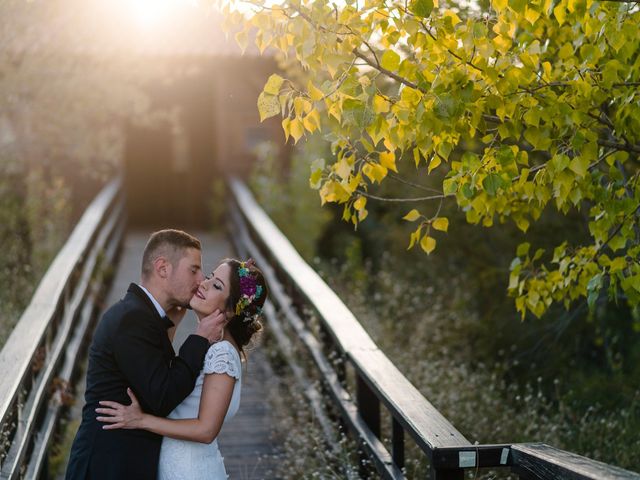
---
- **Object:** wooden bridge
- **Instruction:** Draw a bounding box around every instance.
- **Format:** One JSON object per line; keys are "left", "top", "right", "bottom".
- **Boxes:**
{"left": 1, "top": 178, "right": 639, "bottom": 480}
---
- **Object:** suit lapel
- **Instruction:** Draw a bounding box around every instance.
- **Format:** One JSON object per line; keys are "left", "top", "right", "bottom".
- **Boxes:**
{"left": 127, "top": 283, "right": 163, "bottom": 321}
{"left": 126, "top": 283, "right": 177, "bottom": 354}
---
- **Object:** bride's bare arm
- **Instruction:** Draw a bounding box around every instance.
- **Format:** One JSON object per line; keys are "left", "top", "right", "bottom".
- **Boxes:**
{"left": 96, "top": 373, "right": 235, "bottom": 444}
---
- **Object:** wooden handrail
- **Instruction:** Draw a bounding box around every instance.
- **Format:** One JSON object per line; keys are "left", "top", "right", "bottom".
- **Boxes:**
{"left": 510, "top": 444, "right": 640, "bottom": 480}
{"left": 0, "top": 178, "right": 125, "bottom": 479}
{"left": 227, "top": 176, "right": 640, "bottom": 480}
{"left": 228, "top": 178, "right": 469, "bottom": 448}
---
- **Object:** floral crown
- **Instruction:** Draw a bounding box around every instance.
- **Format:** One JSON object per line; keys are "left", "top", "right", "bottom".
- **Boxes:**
{"left": 234, "top": 261, "right": 263, "bottom": 323}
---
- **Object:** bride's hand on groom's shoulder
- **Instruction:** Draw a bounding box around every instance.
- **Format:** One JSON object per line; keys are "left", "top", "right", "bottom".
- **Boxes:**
{"left": 96, "top": 388, "right": 145, "bottom": 430}
{"left": 196, "top": 309, "right": 228, "bottom": 344}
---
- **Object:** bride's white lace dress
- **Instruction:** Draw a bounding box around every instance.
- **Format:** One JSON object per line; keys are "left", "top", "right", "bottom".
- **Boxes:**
{"left": 158, "top": 341, "right": 242, "bottom": 480}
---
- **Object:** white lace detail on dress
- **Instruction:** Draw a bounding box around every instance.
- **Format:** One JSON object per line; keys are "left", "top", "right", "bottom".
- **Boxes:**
{"left": 203, "top": 341, "right": 240, "bottom": 379}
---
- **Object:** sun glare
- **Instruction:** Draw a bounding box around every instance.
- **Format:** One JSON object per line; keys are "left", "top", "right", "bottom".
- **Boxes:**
{"left": 128, "top": 0, "right": 197, "bottom": 28}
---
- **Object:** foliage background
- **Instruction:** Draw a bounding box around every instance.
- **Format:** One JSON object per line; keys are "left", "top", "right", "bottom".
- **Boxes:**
{"left": 238, "top": 0, "right": 640, "bottom": 469}
{"left": 250, "top": 133, "right": 640, "bottom": 472}
{"left": 234, "top": 0, "right": 640, "bottom": 320}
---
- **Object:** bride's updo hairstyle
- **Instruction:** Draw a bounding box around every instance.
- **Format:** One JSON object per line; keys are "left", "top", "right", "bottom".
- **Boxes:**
{"left": 223, "top": 258, "right": 267, "bottom": 355}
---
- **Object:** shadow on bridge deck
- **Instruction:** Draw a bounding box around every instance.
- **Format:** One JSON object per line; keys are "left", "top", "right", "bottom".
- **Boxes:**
{"left": 58, "top": 229, "right": 282, "bottom": 479}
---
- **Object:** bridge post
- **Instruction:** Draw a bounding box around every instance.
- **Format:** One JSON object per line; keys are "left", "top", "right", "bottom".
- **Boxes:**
{"left": 356, "top": 374, "right": 380, "bottom": 478}
{"left": 392, "top": 417, "right": 404, "bottom": 470}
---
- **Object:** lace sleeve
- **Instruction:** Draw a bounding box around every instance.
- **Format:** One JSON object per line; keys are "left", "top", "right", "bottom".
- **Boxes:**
{"left": 202, "top": 341, "right": 241, "bottom": 379}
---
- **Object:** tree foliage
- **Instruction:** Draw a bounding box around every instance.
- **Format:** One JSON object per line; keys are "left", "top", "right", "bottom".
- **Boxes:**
{"left": 223, "top": 0, "right": 640, "bottom": 319}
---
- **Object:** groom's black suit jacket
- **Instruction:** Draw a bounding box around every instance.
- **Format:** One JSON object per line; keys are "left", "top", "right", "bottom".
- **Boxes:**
{"left": 65, "top": 283, "right": 209, "bottom": 480}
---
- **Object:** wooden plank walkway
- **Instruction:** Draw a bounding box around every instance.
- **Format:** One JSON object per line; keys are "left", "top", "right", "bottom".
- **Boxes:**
{"left": 58, "top": 229, "right": 281, "bottom": 479}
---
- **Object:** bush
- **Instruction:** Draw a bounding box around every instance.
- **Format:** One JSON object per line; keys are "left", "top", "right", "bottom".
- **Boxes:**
{"left": 0, "top": 161, "right": 71, "bottom": 347}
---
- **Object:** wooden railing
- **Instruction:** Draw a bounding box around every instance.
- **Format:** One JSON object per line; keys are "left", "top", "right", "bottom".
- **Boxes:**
{"left": 227, "top": 177, "right": 640, "bottom": 480}
{"left": 0, "top": 178, "right": 125, "bottom": 479}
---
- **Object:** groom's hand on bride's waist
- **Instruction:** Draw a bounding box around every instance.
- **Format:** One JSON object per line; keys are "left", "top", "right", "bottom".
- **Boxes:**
{"left": 196, "top": 309, "right": 228, "bottom": 344}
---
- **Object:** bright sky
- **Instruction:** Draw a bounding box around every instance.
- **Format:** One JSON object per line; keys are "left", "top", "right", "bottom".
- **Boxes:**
{"left": 123, "top": 0, "right": 201, "bottom": 29}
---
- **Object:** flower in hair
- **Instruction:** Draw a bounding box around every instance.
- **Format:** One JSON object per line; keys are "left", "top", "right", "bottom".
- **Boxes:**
{"left": 234, "top": 262, "right": 262, "bottom": 322}
{"left": 238, "top": 264, "right": 250, "bottom": 278}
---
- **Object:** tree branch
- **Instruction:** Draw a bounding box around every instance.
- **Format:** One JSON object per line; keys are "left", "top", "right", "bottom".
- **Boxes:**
{"left": 598, "top": 139, "right": 640, "bottom": 154}
{"left": 355, "top": 189, "right": 451, "bottom": 202}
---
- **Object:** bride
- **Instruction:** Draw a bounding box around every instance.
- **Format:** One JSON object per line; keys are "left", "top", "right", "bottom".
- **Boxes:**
{"left": 96, "top": 258, "right": 267, "bottom": 479}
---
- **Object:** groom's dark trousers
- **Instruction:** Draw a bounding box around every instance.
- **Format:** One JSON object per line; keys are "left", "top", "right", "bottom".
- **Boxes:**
{"left": 65, "top": 283, "right": 208, "bottom": 480}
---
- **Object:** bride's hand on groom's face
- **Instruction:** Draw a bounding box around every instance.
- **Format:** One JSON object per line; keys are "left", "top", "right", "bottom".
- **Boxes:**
{"left": 196, "top": 309, "right": 228, "bottom": 344}
{"left": 96, "top": 388, "right": 144, "bottom": 430}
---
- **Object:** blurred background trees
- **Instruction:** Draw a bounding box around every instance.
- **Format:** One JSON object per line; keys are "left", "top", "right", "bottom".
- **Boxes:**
{"left": 0, "top": 0, "right": 158, "bottom": 344}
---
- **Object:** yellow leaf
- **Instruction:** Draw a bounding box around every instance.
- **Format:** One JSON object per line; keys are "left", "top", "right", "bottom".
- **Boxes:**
{"left": 354, "top": 196, "right": 367, "bottom": 211}
{"left": 558, "top": 43, "right": 573, "bottom": 59}
{"left": 515, "top": 216, "right": 530, "bottom": 232}
{"left": 383, "top": 136, "right": 396, "bottom": 152}
{"left": 524, "top": 7, "right": 540, "bottom": 24}
{"left": 432, "top": 217, "right": 449, "bottom": 232}
{"left": 420, "top": 235, "right": 436, "bottom": 254}
{"left": 334, "top": 158, "right": 352, "bottom": 180}
{"left": 373, "top": 94, "right": 390, "bottom": 114}
{"left": 302, "top": 109, "right": 321, "bottom": 133}
{"left": 264, "top": 74, "right": 285, "bottom": 95}
{"left": 379, "top": 151, "right": 397, "bottom": 172}
{"left": 443, "top": 10, "right": 461, "bottom": 25}
{"left": 307, "top": 81, "right": 324, "bottom": 101}
{"left": 493, "top": 35, "right": 512, "bottom": 54}
{"left": 289, "top": 118, "right": 304, "bottom": 143}
{"left": 363, "top": 163, "right": 388, "bottom": 183}
{"left": 408, "top": 226, "right": 422, "bottom": 249}
{"left": 428, "top": 155, "right": 441, "bottom": 173}
{"left": 542, "top": 61, "right": 551, "bottom": 81}
{"left": 294, "top": 97, "right": 312, "bottom": 116}
{"left": 403, "top": 209, "right": 421, "bottom": 221}
{"left": 281, "top": 117, "right": 291, "bottom": 142}
{"left": 257, "top": 92, "right": 281, "bottom": 122}
{"left": 328, "top": 101, "right": 342, "bottom": 122}
{"left": 553, "top": 4, "right": 566, "bottom": 25}
{"left": 413, "top": 147, "right": 421, "bottom": 167}
{"left": 493, "top": 0, "right": 508, "bottom": 11}
{"left": 235, "top": 29, "right": 248, "bottom": 53}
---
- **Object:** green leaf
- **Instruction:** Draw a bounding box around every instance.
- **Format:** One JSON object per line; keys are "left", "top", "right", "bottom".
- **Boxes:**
{"left": 508, "top": 0, "right": 527, "bottom": 13}
{"left": 435, "top": 95, "right": 460, "bottom": 120}
{"left": 569, "top": 156, "right": 590, "bottom": 177}
{"left": 309, "top": 169, "right": 323, "bottom": 189}
{"left": 380, "top": 50, "right": 401, "bottom": 72}
{"left": 517, "top": 242, "right": 531, "bottom": 257}
{"left": 483, "top": 173, "right": 504, "bottom": 196}
{"left": 410, "top": 0, "right": 434, "bottom": 18}
{"left": 587, "top": 273, "right": 603, "bottom": 310}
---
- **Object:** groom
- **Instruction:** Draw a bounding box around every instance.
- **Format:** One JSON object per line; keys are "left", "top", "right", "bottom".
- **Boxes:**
{"left": 66, "top": 229, "right": 226, "bottom": 479}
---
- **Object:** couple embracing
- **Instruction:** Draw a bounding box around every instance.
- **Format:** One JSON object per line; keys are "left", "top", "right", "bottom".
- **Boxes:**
{"left": 65, "top": 229, "right": 268, "bottom": 480}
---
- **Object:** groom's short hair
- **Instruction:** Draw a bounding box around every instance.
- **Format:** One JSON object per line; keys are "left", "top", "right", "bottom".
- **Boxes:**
{"left": 141, "top": 229, "right": 201, "bottom": 280}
